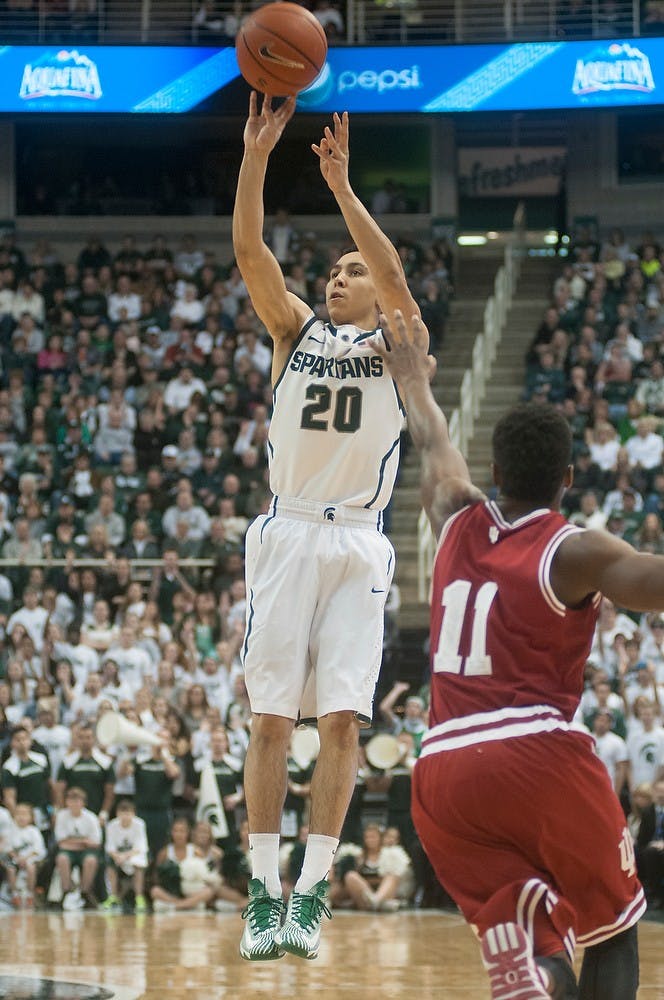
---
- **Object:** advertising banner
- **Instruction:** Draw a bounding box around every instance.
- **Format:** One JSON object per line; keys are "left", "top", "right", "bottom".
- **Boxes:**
{"left": 298, "top": 39, "right": 661, "bottom": 113}
{"left": 0, "top": 44, "right": 239, "bottom": 112}
{"left": 458, "top": 146, "right": 567, "bottom": 197}
{"left": 0, "top": 38, "right": 662, "bottom": 113}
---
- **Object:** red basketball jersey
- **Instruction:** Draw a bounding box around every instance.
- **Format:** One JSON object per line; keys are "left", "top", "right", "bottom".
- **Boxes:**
{"left": 428, "top": 501, "right": 600, "bottom": 727}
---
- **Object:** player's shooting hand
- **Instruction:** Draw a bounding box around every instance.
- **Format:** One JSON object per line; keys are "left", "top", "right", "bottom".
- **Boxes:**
{"left": 368, "top": 311, "right": 437, "bottom": 386}
{"left": 243, "top": 92, "right": 296, "bottom": 155}
{"left": 312, "top": 111, "right": 350, "bottom": 193}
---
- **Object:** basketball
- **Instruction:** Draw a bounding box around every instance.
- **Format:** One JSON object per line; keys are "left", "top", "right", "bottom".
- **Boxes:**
{"left": 236, "top": 2, "right": 328, "bottom": 97}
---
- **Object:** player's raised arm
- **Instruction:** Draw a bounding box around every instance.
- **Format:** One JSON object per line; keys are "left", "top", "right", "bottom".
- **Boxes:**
{"left": 312, "top": 112, "right": 419, "bottom": 322}
{"left": 232, "top": 92, "right": 310, "bottom": 343}
{"left": 370, "top": 311, "right": 484, "bottom": 538}
{"left": 553, "top": 528, "right": 664, "bottom": 612}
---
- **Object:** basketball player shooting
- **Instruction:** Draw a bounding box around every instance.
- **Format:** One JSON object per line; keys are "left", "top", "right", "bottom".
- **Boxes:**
{"left": 370, "top": 309, "right": 649, "bottom": 1000}
{"left": 233, "top": 94, "right": 419, "bottom": 962}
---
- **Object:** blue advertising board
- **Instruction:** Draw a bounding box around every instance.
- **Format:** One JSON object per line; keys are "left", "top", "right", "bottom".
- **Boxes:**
{"left": 0, "top": 44, "right": 239, "bottom": 112}
{"left": 0, "top": 38, "right": 662, "bottom": 113}
{"left": 300, "top": 39, "right": 662, "bottom": 112}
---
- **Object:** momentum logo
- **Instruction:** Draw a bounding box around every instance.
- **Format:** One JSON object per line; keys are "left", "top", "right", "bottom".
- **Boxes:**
{"left": 19, "top": 49, "right": 102, "bottom": 101}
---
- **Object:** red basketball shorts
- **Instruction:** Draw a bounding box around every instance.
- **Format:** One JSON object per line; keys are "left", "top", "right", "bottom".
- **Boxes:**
{"left": 412, "top": 729, "right": 645, "bottom": 958}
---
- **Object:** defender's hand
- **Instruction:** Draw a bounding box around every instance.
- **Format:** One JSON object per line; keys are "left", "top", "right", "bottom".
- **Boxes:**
{"left": 369, "top": 311, "right": 436, "bottom": 386}
{"left": 243, "top": 91, "right": 296, "bottom": 155}
{"left": 312, "top": 111, "right": 350, "bottom": 193}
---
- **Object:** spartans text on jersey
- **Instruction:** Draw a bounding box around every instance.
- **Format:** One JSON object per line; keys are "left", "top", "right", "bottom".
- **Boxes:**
{"left": 290, "top": 351, "right": 384, "bottom": 380}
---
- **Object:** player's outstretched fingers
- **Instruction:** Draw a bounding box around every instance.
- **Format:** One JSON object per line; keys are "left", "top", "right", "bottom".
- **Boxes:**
{"left": 249, "top": 91, "right": 258, "bottom": 116}
{"left": 367, "top": 321, "right": 389, "bottom": 358}
{"left": 276, "top": 95, "right": 296, "bottom": 125}
{"left": 410, "top": 314, "right": 429, "bottom": 349}
{"left": 333, "top": 111, "right": 349, "bottom": 151}
{"left": 286, "top": 95, "right": 296, "bottom": 117}
{"left": 395, "top": 309, "right": 409, "bottom": 344}
{"left": 261, "top": 94, "right": 273, "bottom": 119}
{"left": 366, "top": 335, "right": 387, "bottom": 359}
{"left": 324, "top": 125, "right": 342, "bottom": 157}
{"left": 381, "top": 309, "right": 406, "bottom": 346}
{"left": 311, "top": 137, "right": 330, "bottom": 159}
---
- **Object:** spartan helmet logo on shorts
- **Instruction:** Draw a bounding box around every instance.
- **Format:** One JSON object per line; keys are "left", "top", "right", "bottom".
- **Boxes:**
{"left": 323, "top": 507, "right": 336, "bottom": 521}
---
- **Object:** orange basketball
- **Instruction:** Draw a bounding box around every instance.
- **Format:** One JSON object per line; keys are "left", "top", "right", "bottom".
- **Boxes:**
{"left": 236, "top": 2, "right": 328, "bottom": 97}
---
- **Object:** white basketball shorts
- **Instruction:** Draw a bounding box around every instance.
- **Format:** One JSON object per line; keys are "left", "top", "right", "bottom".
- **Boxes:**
{"left": 242, "top": 496, "right": 395, "bottom": 724}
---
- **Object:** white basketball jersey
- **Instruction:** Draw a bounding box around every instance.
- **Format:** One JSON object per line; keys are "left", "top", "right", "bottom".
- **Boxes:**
{"left": 268, "top": 316, "right": 406, "bottom": 509}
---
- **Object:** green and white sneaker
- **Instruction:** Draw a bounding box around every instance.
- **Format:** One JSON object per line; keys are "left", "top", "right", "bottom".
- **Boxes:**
{"left": 274, "top": 879, "right": 331, "bottom": 960}
{"left": 240, "top": 878, "right": 286, "bottom": 961}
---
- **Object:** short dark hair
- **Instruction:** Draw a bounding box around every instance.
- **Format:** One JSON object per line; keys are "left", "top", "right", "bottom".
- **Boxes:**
{"left": 492, "top": 403, "right": 572, "bottom": 506}
{"left": 66, "top": 786, "right": 87, "bottom": 803}
{"left": 337, "top": 244, "right": 359, "bottom": 259}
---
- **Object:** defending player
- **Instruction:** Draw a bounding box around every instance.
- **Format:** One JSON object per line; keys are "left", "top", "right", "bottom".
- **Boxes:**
{"left": 232, "top": 95, "right": 419, "bottom": 961}
{"left": 370, "top": 309, "right": 648, "bottom": 1000}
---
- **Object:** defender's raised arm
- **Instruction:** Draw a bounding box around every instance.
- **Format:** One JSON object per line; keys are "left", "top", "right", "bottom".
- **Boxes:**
{"left": 370, "top": 311, "right": 482, "bottom": 537}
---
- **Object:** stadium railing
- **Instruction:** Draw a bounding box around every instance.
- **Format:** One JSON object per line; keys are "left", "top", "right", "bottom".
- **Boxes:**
{"left": 416, "top": 202, "right": 526, "bottom": 603}
{"left": 0, "top": 0, "right": 647, "bottom": 47}
{"left": 352, "top": 0, "right": 641, "bottom": 44}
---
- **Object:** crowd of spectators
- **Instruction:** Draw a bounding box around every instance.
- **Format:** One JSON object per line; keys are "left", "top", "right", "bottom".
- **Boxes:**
{"left": 0, "top": 220, "right": 452, "bottom": 913}
{"left": 523, "top": 225, "right": 664, "bottom": 908}
{"left": 0, "top": 210, "right": 662, "bottom": 915}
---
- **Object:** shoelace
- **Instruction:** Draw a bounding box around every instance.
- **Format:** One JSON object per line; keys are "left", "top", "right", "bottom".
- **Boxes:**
{"left": 242, "top": 893, "right": 284, "bottom": 932}
{"left": 289, "top": 891, "right": 332, "bottom": 932}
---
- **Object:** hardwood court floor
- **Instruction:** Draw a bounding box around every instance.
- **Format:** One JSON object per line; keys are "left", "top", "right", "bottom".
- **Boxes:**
{"left": 1, "top": 911, "right": 663, "bottom": 999}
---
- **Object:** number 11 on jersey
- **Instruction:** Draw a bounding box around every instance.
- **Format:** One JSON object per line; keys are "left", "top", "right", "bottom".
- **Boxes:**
{"left": 433, "top": 580, "right": 498, "bottom": 677}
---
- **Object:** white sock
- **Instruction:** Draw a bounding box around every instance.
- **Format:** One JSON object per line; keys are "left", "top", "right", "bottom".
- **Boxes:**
{"left": 294, "top": 834, "right": 339, "bottom": 893}
{"left": 249, "top": 833, "right": 281, "bottom": 897}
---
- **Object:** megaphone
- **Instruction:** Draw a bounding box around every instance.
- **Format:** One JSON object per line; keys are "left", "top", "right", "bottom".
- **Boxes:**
{"left": 365, "top": 733, "right": 405, "bottom": 770}
{"left": 96, "top": 712, "right": 163, "bottom": 748}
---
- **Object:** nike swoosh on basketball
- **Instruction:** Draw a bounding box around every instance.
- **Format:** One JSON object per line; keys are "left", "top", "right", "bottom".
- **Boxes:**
{"left": 259, "top": 45, "right": 305, "bottom": 70}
